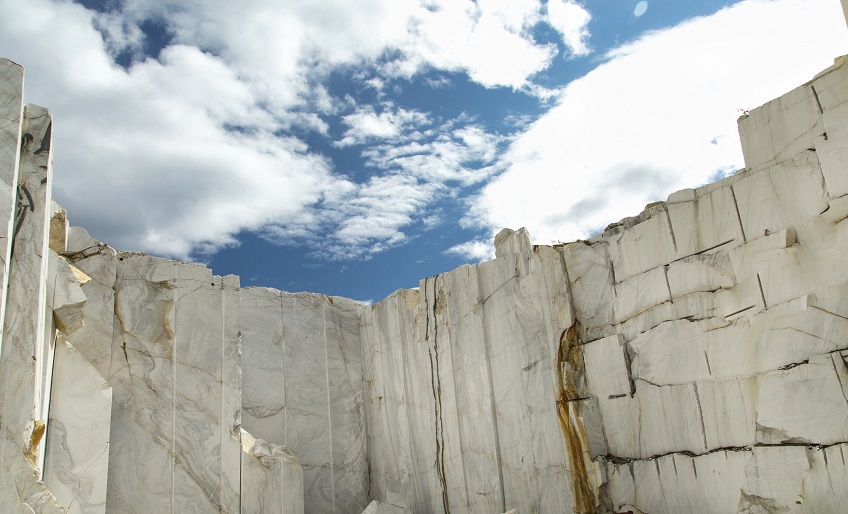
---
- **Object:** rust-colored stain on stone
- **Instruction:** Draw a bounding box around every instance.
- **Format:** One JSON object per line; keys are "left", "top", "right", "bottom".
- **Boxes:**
{"left": 557, "top": 322, "right": 598, "bottom": 514}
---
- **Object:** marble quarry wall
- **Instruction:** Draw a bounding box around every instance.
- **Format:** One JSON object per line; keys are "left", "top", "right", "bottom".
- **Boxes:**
{"left": 0, "top": 51, "right": 848, "bottom": 514}
{"left": 363, "top": 55, "right": 848, "bottom": 514}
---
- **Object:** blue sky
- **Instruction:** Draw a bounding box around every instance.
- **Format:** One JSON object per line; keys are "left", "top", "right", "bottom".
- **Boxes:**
{"left": 0, "top": 0, "right": 845, "bottom": 302}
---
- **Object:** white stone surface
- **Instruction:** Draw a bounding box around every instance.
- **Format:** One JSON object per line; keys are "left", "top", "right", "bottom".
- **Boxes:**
{"left": 667, "top": 183, "right": 744, "bottom": 259}
{"left": 362, "top": 238, "right": 608, "bottom": 513}
{"left": 361, "top": 500, "right": 408, "bottom": 513}
{"left": 738, "top": 81, "right": 822, "bottom": 172}
{"left": 45, "top": 251, "right": 86, "bottom": 335}
{"left": 0, "top": 103, "right": 63, "bottom": 511}
{"left": 733, "top": 150, "right": 828, "bottom": 240}
{"left": 666, "top": 251, "right": 735, "bottom": 299}
{"left": 606, "top": 206, "right": 677, "bottom": 283}
{"left": 106, "top": 255, "right": 243, "bottom": 513}
{"left": 240, "top": 430, "right": 304, "bottom": 514}
{"left": 561, "top": 241, "right": 614, "bottom": 333}
{"left": 0, "top": 59, "right": 23, "bottom": 345}
{"left": 635, "top": 381, "right": 707, "bottom": 458}
{"left": 241, "top": 289, "right": 369, "bottom": 514}
{"left": 62, "top": 227, "right": 117, "bottom": 380}
{"left": 43, "top": 339, "right": 111, "bottom": 513}
{"left": 582, "top": 334, "right": 630, "bottom": 399}
{"left": 605, "top": 450, "right": 749, "bottom": 514}
{"left": 697, "top": 375, "right": 763, "bottom": 449}
{"left": 755, "top": 353, "right": 848, "bottom": 445}
{"left": 612, "top": 266, "right": 671, "bottom": 323}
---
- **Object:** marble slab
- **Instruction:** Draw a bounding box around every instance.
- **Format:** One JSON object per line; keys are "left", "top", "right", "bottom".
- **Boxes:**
{"left": 0, "top": 59, "right": 23, "bottom": 342}
{"left": 666, "top": 183, "right": 743, "bottom": 258}
{"left": 605, "top": 207, "right": 677, "bottom": 283}
{"left": 738, "top": 81, "right": 822, "bottom": 171}
{"left": 240, "top": 429, "right": 304, "bottom": 514}
{"left": 241, "top": 289, "right": 369, "bottom": 513}
{"left": 106, "top": 256, "right": 244, "bottom": 513}
{"left": 46, "top": 250, "right": 86, "bottom": 335}
{"left": 43, "top": 339, "right": 111, "bottom": 513}
{"left": 62, "top": 227, "right": 117, "bottom": 381}
{"left": 0, "top": 104, "right": 58, "bottom": 511}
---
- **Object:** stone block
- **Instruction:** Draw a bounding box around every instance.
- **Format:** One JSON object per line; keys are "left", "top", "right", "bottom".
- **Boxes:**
{"left": 606, "top": 450, "right": 749, "bottom": 514}
{"left": 697, "top": 375, "right": 763, "bottom": 449}
{"left": 738, "top": 83, "right": 822, "bottom": 170}
{"left": 755, "top": 354, "right": 848, "bottom": 445}
{"left": 606, "top": 210, "right": 677, "bottom": 283}
{"left": 612, "top": 266, "right": 671, "bottom": 324}
{"left": 667, "top": 184, "right": 744, "bottom": 259}
{"left": 629, "top": 318, "right": 727, "bottom": 386}
{"left": 732, "top": 151, "right": 828, "bottom": 241}
{"left": 49, "top": 201, "right": 68, "bottom": 254}
{"left": 46, "top": 251, "right": 86, "bottom": 335}
{"left": 582, "top": 334, "right": 630, "bottom": 399}
{"left": 738, "top": 446, "right": 810, "bottom": 513}
{"left": 240, "top": 430, "right": 304, "bottom": 514}
{"left": 0, "top": 59, "right": 23, "bottom": 331}
{"left": 666, "top": 250, "right": 735, "bottom": 299}
{"left": 560, "top": 241, "right": 614, "bottom": 331}
{"left": 816, "top": 103, "right": 848, "bottom": 198}
{"left": 43, "top": 339, "right": 111, "bottom": 514}
{"left": 635, "top": 381, "right": 707, "bottom": 458}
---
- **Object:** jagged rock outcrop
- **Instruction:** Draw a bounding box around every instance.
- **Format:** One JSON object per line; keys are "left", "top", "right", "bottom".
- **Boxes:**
{"left": 0, "top": 43, "right": 848, "bottom": 514}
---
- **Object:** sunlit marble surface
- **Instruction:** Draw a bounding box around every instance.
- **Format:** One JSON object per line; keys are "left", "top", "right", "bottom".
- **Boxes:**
{"left": 43, "top": 339, "right": 111, "bottom": 513}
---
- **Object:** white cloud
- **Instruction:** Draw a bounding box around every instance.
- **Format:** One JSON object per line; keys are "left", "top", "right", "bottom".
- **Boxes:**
{"left": 262, "top": 174, "right": 440, "bottom": 261}
{"left": 444, "top": 239, "right": 495, "bottom": 262}
{"left": 465, "top": 0, "right": 848, "bottom": 246}
{"left": 396, "top": 0, "right": 558, "bottom": 88}
{"left": 0, "top": 0, "right": 341, "bottom": 259}
{"left": 336, "top": 104, "right": 430, "bottom": 147}
{"left": 546, "top": 0, "right": 592, "bottom": 58}
{"left": 0, "top": 0, "right": 590, "bottom": 263}
{"left": 360, "top": 117, "right": 507, "bottom": 185}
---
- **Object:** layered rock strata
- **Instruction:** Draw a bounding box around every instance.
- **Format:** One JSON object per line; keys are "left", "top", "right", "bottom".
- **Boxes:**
{"left": 0, "top": 52, "right": 847, "bottom": 514}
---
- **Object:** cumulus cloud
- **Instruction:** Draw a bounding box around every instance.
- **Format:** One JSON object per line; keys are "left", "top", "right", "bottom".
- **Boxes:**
{"left": 0, "top": 0, "right": 593, "bottom": 263}
{"left": 546, "top": 0, "right": 592, "bottom": 58}
{"left": 336, "top": 105, "right": 430, "bottom": 147}
{"left": 391, "top": 0, "right": 557, "bottom": 88}
{"left": 444, "top": 239, "right": 495, "bottom": 262}
{"left": 464, "top": 0, "right": 848, "bottom": 246}
{"left": 0, "top": 1, "right": 343, "bottom": 259}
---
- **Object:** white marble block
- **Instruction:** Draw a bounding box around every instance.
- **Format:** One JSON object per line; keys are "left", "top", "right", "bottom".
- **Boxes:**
{"left": 240, "top": 429, "right": 304, "bottom": 514}
{"left": 0, "top": 103, "right": 63, "bottom": 511}
{"left": 0, "top": 59, "right": 23, "bottom": 354}
{"left": 62, "top": 227, "right": 117, "bottom": 380}
{"left": 43, "top": 339, "right": 111, "bottom": 513}
{"left": 106, "top": 256, "right": 243, "bottom": 513}
{"left": 241, "top": 289, "right": 369, "bottom": 513}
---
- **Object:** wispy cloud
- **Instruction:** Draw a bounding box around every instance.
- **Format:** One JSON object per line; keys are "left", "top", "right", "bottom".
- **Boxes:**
{"left": 361, "top": 118, "right": 507, "bottom": 185}
{"left": 262, "top": 174, "right": 439, "bottom": 261}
